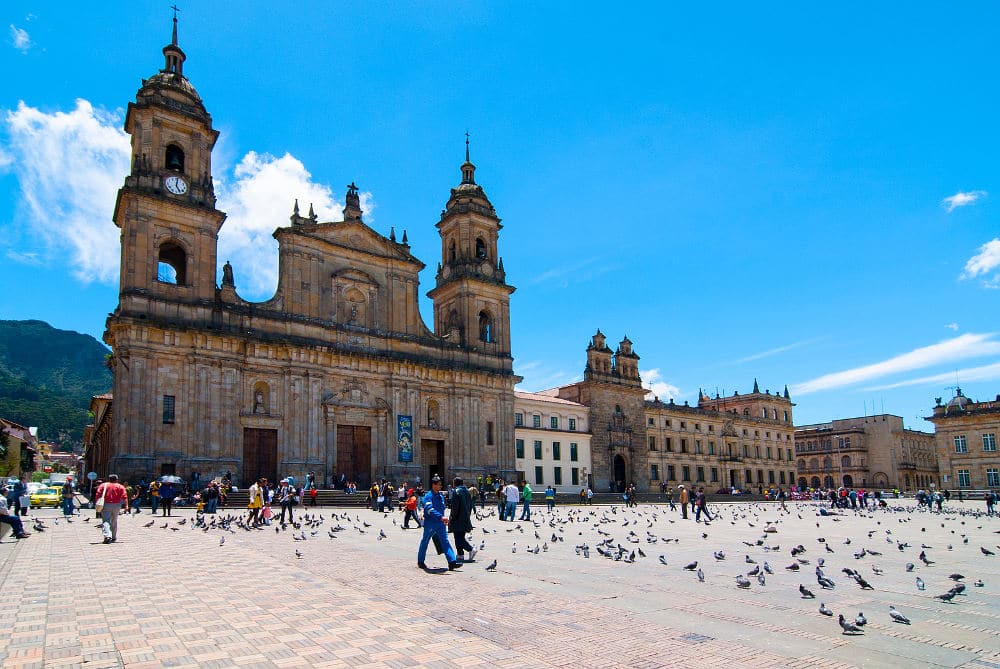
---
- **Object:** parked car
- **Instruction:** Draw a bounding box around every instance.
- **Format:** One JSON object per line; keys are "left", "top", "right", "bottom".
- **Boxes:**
{"left": 29, "top": 487, "right": 62, "bottom": 508}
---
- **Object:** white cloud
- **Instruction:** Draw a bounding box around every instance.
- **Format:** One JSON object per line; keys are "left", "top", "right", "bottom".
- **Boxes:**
{"left": 1, "top": 100, "right": 369, "bottom": 298}
{"left": 528, "top": 256, "right": 614, "bottom": 287}
{"left": 9, "top": 25, "right": 30, "bottom": 53}
{"left": 2, "top": 100, "right": 130, "bottom": 283}
{"left": 733, "top": 338, "right": 821, "bottom": 364}
{"left": 960, "top": 238, "right": 1000, "bottom": 290}
{"left": 944, "top": 323, "right": 959, "bottom": 331}
{"left": 514, "top": 360, "right": 579, "bottom": 392}
{"left": 865, "top": 360, "right": 1000, "bottom": 391}
{"left": 215, "top": 152, "right": 374, "bottom": 298}
{"left": 642, "top": 368, "right": 681, "bottom": 401}
{"left": 791, "top": 333, "right": 1000, "bottom": 395}
{"left": 942, "top": 190, "right": 987, "bottom": 212}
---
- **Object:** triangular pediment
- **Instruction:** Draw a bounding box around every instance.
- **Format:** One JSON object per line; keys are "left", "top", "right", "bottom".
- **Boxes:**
{"left": 281, "top": 219, "right": 423, "bottom": 267}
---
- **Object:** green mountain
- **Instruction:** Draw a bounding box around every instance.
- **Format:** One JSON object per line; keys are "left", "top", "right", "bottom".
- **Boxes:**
{"left": 0, "top": 319, "right": 112, "bottom": 450}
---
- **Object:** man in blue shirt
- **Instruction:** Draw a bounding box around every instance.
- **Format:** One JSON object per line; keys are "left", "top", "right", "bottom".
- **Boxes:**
{"left": 417, "top": 476, "right": 461, "bottom": 570}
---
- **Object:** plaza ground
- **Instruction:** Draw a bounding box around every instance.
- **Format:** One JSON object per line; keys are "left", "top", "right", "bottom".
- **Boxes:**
{"left": 1, "top": 499, "right": 998, "bottom": 668}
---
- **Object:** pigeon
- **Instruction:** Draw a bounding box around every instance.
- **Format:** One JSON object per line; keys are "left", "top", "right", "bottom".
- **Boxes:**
{"left": 935, "top": 591, "right": 956, "bottom": 603}
{"left": 819, "top": 602, "right": 833, "bottom": 616}
{"left": 763, "top": 562, "right": 774, "bottom": 574}
{"left": 378, "top": 529, "right": 387, "bottom": 540}
{"left": 143, "top": 520, "right": 155, "bottom": 528}
{"left": 916, "top": 577, "right": 925, "bottom": 591}
{"left": 800, "top": 584, "right": 816, "bottom": 598}
{"left": 746, "top": 555, "right": 756, "bottom": 564}
{"left": 974, "top": 579, "right": 984, "bottom": 587}
{"left": 485, "top": 559, "right": 498, "bottom": 571}
{"left": 714, "top": 550, "right": 726, "bottom": 560}
{"left": 919, "top": 550, "right": 934, "bottom": 565}
{"left": 219, "top": 536, "right": 225, "bottom": 546}
{"left": 889, "top": 606, "right": 911, "bottom": 624}
{"left": 757, "top": 572, "right": 766, "bottom": 586}
{"left": 818, "top": 576, "right": 836, "bottom": 589}
{"left": 855, "top": 612, "right": 867, "bottom": 627}
{"left": 697, "top": 568, "right": 705, "bottom": 582}
{"left": 659, "top": 555, "right": 668, "bottom": 565}
{"left": 905, "top": 563, "right": 915, "bottom": 572}
{"left": 839, "top": 614, "right": 862, "bottom": 634}
{"left": 786, "top": 563, "right": 800, "bottom": 571}
{"left": 295, "top": 550, "right": 303, "bottom": 559}
{"left": 748, "top": 565, "right": 760, "bottom": 576}
{"left": 982, "top": 547, "right": 995, "bottom": 556}
{"left": 736, "top": 575, "right": 751, "bottom": 589}
{"left": 949, "top": 583, "right": 966, "bottom": 596}
{"left": 683, "top": 561, "right": 698, "bottom": 571}
{"left": 948, "top": 573, "right": 965, "bottom": 581}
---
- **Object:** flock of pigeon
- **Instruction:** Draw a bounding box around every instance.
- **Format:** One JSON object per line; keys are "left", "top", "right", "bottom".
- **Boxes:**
{"left": 45, "top": 495, "right": 998, "bottom": 640}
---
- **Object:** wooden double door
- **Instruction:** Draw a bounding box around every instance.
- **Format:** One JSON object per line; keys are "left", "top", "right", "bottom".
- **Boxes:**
{"left": 336, "top": 425, "right": 372, "bottom": 487}
{"left": 243, "top": 428, "right": 277, "bottom": 486}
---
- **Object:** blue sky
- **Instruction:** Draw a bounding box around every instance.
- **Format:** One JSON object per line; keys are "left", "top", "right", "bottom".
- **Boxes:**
{"left": 2, "top": 2, "right": 998, "bottom": 431}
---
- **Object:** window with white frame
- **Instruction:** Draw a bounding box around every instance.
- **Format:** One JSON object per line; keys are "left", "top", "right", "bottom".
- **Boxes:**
{"left": 515, "top": 413, "right": 523, "bottom": 427}
{"left": 568, "top": 418, "right": 577, "bottom": 431}
{"left": 532, "top": 414, "right": 541, "bottom": 428}
{"left": 957, "top": 469, "right": 971, "bottom": 487}
{"left": 954, "top": 435, "right": 968, "bottom": 453}
{"left": 987, "top": 468, "right": 1000, "bottom": 487}
{"left": 984, "top": 433, "right": 997, "bottom": 452}
{"left": 550, "top": 416, "right": 559, "bottom": 429}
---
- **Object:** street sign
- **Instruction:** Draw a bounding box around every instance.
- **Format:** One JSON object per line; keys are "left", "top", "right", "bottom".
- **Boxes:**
{"left": 87, "top": 471, "right": 97, "bottom": 481}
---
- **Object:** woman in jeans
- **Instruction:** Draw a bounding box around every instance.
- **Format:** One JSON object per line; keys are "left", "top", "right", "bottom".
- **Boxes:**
{"left": 279, "top": 481, "right": 296, "bottom": 523}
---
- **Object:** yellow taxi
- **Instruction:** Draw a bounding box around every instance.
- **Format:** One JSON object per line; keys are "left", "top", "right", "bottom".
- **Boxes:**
{"left": 29, "top": 486, "right": 62, "bottom": 508}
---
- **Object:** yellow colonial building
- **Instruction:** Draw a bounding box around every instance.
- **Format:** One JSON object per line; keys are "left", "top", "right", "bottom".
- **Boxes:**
{"left": 927, "top": 388, "right": 1000, "bottom": 491}
{"left": 92, "top": 20, "right": 519, "bottom": 487}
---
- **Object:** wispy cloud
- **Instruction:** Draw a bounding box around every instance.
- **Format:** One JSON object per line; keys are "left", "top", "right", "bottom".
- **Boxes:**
{"left": 9, "top": 25, "right": 30, "bottom": 53}
{"left": 960, "top": 238, "right": 1000, "bottom": 289}
{"left": 733, "top": 338, "right": 821, "bottom": 364}
{"left": 514, "top": 361, "right": 579, "bottom": 392}
{"left": 942, "top": 190, "right": 987, "bottom": 212}
{"left": 791, "top": 333, "right": 1000, "bottom": 395}
{"left": 865, "top": 360, "right": 1000, "bottom": 391}
{"left": 642, "top": 368, "right": 681, "bottom": 401}
{"left": 0, "top": 100, "right": 368, "bottom": 300}
{"left": 944, "top": 323, "right": 959, "bottom": 331}
{"left": 527, "top": 256, "right": 613, "bottom": 287}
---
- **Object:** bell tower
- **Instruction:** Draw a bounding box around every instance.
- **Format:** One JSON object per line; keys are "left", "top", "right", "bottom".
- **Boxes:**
{"left": 112, "top": 12, "right": 225, "bottom": 308}
{"left": 428, "top": 138, "right": 515, "bottom": 360}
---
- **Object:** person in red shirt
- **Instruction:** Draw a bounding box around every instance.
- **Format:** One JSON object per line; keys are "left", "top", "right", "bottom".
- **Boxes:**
{"left": 95, "top": 474, "right": 129, "bottom": 544}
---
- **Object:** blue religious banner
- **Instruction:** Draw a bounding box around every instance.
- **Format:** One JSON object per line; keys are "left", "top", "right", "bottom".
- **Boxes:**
{"left": 397, "top": 414, "right": 413, "bottom": 462}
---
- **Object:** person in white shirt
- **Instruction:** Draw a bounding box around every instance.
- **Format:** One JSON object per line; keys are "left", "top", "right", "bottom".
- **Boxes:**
{"left": 503, "top": 481, "right": 519, "bottom": 521}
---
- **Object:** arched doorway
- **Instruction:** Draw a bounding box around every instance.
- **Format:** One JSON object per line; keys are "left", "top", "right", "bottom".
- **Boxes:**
{"left": 613, "top": 455, "right": 626, "bottom": 492}
{"left": 872, "top": 472, "right": 888, "bottom": 488}
{"left": 843, "top": 474, "right": 854, "bottom": 487}
{"left": 810, "top": 476, "right": 821, "bottom": 488}
{"left": 823, "top": 475, "right": 834, "bottom": 488}
{"left": 798, "top": 477, "right": 808, "bottom": 490}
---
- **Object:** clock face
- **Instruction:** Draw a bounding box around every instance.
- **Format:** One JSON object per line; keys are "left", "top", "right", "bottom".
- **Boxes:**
{"left": 164, "top": 175, "right": 188, "bottom": 195}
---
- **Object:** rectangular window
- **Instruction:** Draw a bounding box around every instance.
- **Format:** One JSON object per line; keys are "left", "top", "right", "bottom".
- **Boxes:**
{"left": 783, "top": 410, "right": 789, "bottom": 422}
{"left": 649, "top": 436, "right": 657, "bottom": 451}
{"left": 648, "top": 417, "right": 655, "bottom": 426}
{"left": 957, "top": 469, "right": 971, "bottom": 487}
{"left": 757, "top": 469, "right": 764, "bottom": 483}
{"left": 987, "top": 468, "right": 1000, "bottom": 487}
{"left": 708, "top": 441, "right": 715, "bottom": 455}
{"left": 552, "top": 442, "right": 561, "bottom": 460}
{"left": 767, "top": 447, "right": 772, "bottom": 460}
{"left": 535, "top": 466, "right": 544, "bottom": 485}
{"left": 486, "top": 421, "right": 494, "bottom": 445}
{"left": 786, "top": 448, "right": 792, "bottom": 461}
{"left": 768, "top": 470, "right": 775, "bottom": 484}
{"left": 570, "top": 443, "right": 578, "bottom": 461}
{"left": 554, "top": 466, "right": 562, "bottom": 485}
{"left": 571, "top": 467, "right": 579, "bottom": 486}
{"left": 984, "top": 433, "right": 997, "bottom": 452}
{"left": 533, "top": 440, "right": 543, "bottom": 460}
{"left": 550, "top": 416, "right": 559, "bottom": 429}
{"left": 514, "top": 412, "right": 523, "bottom": 427}
{"left": 709, "top": 425, "right": 714, "bottom": 432}
{"left": 515, "top": 439, "right": 525, "bottom": 459}
{"left": 665, "top": 419, "right": 672, "bottom": 427}
{"left": 954, "top": 435, "right": 968, "bottom": 453}
{"left": 532, "top": 415, "right": 541, "bottom": 428}
{"left": 779, "top": 471, "right": 786, "bottom": 484}
{"left": 743, "top": 445, "right": 749, "bottom": 457}
{"left": 745, "top": 469, "right": 752, "bottom": 484}
{"left": 755, "top": 446, "right": 760, "bottom": 458}
{"left": 651, "top": 464, "right": 659, "bottom": 481}
{"left": 680, "top": 421, "right": 687, "bottom": 429}
{"left": 695, "top": 439, "right": 702, "bottom": 454}
{"left": 665, "top": 437, "right": 673, "bottom": 452}
{"left": 568, "top": 418, "right": 577, "bottom": 431}
{"left": 667, "top": 464, "right": 676, "bottom": 480}
{"left": 710, "top": 467, "right": 719, "bottom": 482}
{"left": 696, "top": 466, "right": 705, "bottom": 482}
{"left": 695, "top": 423, "right": 701, "bottom": 431}
{"left": 682, "top": 466, "right": 691, "bottom": 481}
{"left": 162, "top": 395, "right": 175, "bottom": 424}
{"left": 681, "top": 438, "right": 688, "bottom": 453}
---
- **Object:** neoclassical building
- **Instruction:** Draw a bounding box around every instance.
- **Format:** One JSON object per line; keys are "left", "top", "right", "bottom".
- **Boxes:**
{"left": 92, "top": 20, "right": 519, "bottom": 487}
{"left": 927, "top": 388, "right": 1000, "bottom": 491}
{"left": 794, "top": 414, "right": 937, "bottom": 491}
{"left": 552, "top": 331, "right": 796, "bottom": 492}
{"left": 514, "top": 391, "right": 592, "bottom": 490}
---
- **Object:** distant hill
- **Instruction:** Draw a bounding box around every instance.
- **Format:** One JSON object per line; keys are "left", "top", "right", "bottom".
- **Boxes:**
{"left": 0, "top": 319, "right": 112, "bottom": 450}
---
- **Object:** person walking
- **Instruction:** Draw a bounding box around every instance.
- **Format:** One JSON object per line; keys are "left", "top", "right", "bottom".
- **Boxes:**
{"left": 148, "top": 480, "right": 161, "bottom": 514}
{"left": 61, "top": 479, "right": 76, "bottom": 517}
{"left": 247, "top": 478, "right": 264, "bottom": 525}
{"left": 503, "top": 480, "right": 519, "bottom": 522}
{"left": 9, "top": 475, "right": 29, "bottom": 517}
{"left": 586, "top": 486, "right": 594, "bottom": 505}
{"left": 158, "top": 481, "right": 177, "bottom": 516}
{"left": 519, "top": 481, "right": 533, "bottom": 521}
{"left": 403, "top": 488, "right": 421, "bottom": 528}
{"left": 678, "top": 485, "right": 689, "bottom": 519}
{"left": 95, "top": 474, "right": 129, "bottom": 543}
{"left": 694, "top": 486, "right": 712, "bottom": 522}
{"left": 449, "top": 477, "right": 476, "bottom": 562}
{"left": 417, "top": 475, "right": 460, "bottom": 570}
{"left": 279, "top": 480, "right": 296, "bottom": 524}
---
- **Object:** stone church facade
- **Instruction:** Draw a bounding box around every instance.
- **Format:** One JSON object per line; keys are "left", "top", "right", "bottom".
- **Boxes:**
{"left": 95, "top": 21, "right": 519, "bottom": 487}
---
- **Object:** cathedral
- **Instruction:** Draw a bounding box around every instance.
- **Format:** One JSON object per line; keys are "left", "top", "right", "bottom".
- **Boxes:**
{"left": 93, "top": 19, "right": 519, "bottom": 487}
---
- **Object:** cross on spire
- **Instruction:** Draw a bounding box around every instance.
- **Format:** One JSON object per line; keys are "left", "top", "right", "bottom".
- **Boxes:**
{"left": 170, "top": 5, "right": 180, "bottom": 45}
{"left": 465, "top": 131, "right": 470, "bottom": 162}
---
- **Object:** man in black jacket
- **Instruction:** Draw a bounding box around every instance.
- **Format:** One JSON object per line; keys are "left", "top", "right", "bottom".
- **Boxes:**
{"left": 449, "top": 477, "right": 476, "bottom": 562}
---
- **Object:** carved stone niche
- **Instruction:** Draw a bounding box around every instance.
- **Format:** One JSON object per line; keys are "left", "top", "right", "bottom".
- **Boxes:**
{"left": 331, "top": 268, "right": 379, "bottom": 329}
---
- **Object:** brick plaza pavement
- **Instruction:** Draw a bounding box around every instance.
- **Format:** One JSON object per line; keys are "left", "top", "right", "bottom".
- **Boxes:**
{"left": 1, "top": 499, "right": 998, "bottom": 668}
